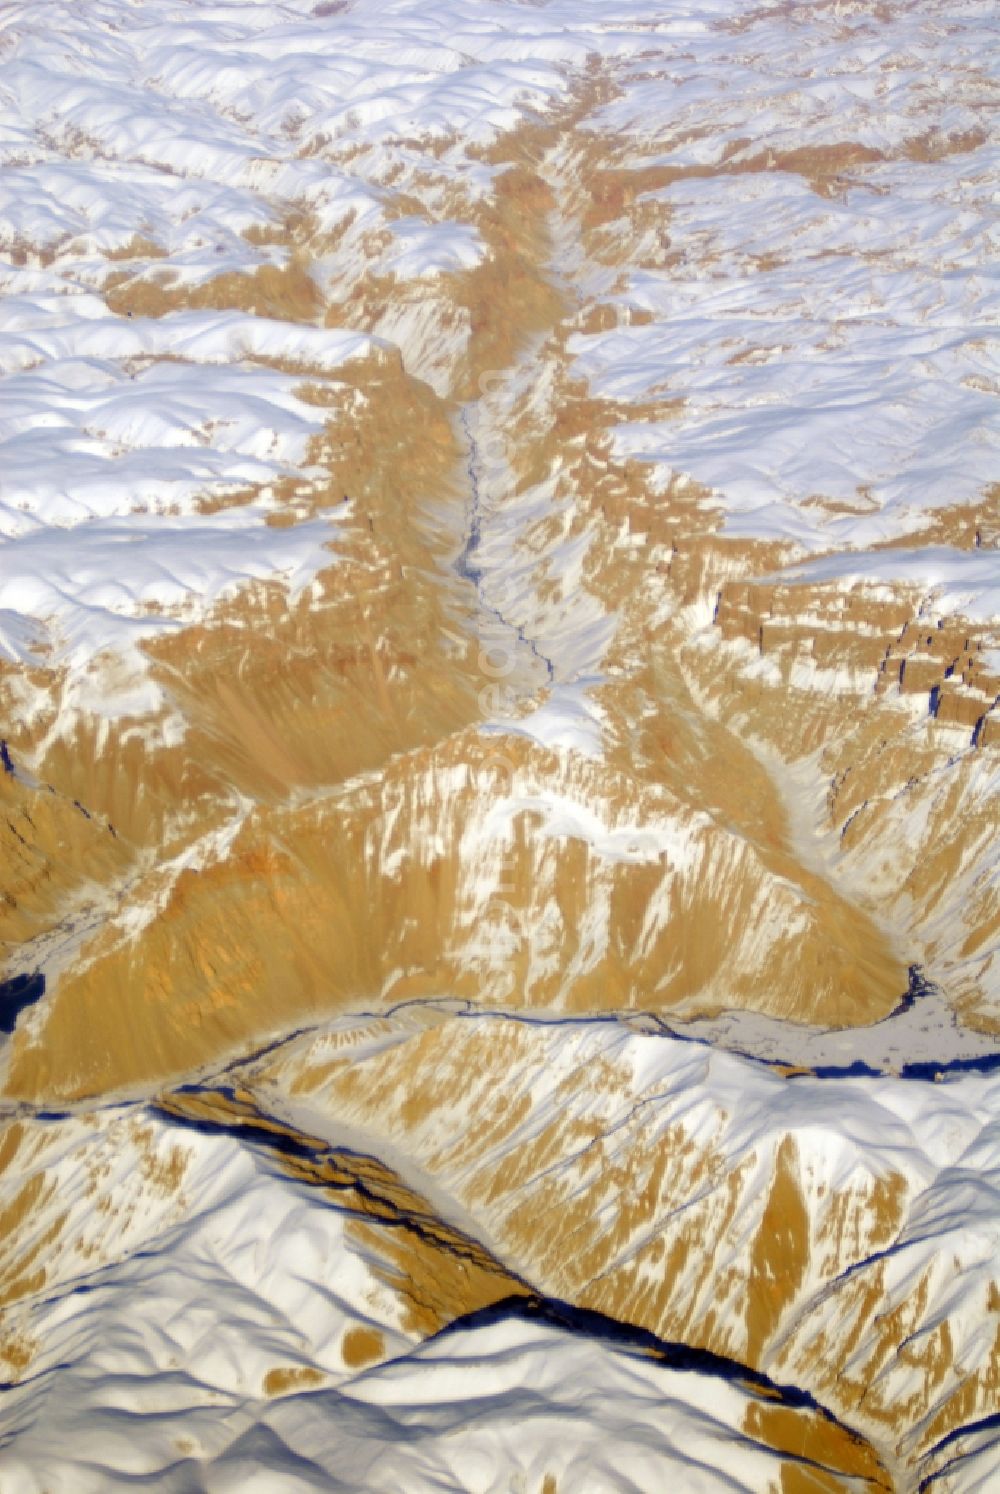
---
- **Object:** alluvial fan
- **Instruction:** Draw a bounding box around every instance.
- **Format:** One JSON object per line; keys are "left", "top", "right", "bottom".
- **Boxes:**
{"left": 0, "top": 0, "right": 998, "bottom": 1488}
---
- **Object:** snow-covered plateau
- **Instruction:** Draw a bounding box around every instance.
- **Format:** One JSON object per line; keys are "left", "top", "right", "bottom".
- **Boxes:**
{"left": 0, "top": 0, "right": 998, "bottom": 1488}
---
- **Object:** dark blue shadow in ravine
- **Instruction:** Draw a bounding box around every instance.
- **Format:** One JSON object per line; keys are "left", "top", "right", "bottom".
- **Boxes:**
{"left": 0, "top": 971, "right": 45, "bottom": 1035}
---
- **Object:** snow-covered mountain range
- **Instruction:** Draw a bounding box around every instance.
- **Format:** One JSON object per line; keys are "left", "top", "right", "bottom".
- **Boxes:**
{"left": 0, "top": 0, "right": 998, "bottom": 1487}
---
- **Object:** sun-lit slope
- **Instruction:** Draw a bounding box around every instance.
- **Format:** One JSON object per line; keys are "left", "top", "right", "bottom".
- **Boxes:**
{"left": 0, "top": 765, "right": 129, "bottom": 971}
{"left": 0, "top": 1083, "right": 890, "bottom": 1494}
{"left": 251, "top": 1010, "right": 1000, "bottom": 1488}
{"left": 2, "top": 1009, "right": 993, "bottom": 1489}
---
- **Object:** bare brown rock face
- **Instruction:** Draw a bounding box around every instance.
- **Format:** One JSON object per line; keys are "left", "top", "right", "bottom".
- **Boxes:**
{"left": 0, "top": 0, "right": 998, "bottom": 1487}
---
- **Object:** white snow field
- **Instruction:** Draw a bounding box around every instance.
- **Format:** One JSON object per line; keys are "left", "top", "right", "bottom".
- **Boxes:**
{"left": 0, "top": 301, "right": 375, "bottom": 681}
{"left": 1, "top": 0, "right": 997, "bottom": 694}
